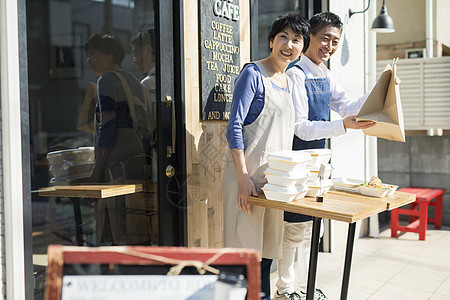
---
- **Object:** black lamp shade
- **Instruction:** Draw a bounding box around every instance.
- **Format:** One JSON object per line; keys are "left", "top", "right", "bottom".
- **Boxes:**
{"left": 371, "top": 4, "right": 395, "bottom": 33}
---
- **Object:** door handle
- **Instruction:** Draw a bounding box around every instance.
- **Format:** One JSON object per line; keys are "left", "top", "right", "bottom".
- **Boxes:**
{"left": 165, "top": 164, "right": 176, "bottom": 178}
{"left": 165, "top": 96, "right": 176, "bottom": 158}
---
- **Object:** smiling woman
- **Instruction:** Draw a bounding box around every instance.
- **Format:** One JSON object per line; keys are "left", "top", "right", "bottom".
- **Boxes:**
{"left": 223, "top": 14, "right": 310, "bottom": 300}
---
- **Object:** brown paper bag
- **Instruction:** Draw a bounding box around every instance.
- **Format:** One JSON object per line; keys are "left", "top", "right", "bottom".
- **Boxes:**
{"left": 356, "top": 58, "right": 405, "bottom": 142}
{"left": 76, "top": 82, "right": 98, "bottom": 134}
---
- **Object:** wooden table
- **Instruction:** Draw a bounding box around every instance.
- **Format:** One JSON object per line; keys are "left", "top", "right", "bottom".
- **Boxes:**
{"left": 36, "top": 184, "right": 145, "bottom": 246}
{"left": 248, "top": 189, "right": 415, "bottom": 300}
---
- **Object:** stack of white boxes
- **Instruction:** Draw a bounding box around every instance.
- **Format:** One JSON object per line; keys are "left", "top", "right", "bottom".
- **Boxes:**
{"left": 261, "top": 150, "right": 311, "bottom": 202}
{"left": 301, "top": 149, "right": 333, "bottom": 197}
{"left": 261, "top": 149, "right": 333, "bottom": 202}
{"left": 46, "top": 147, "right": 95, "bottom": 184}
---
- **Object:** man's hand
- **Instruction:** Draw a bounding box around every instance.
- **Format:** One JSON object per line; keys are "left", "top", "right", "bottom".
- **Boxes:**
{"left": 237, "top": 174, "right": 258, "bottom": 215}
{"left": 343, "top": 116, "right": 376, "bottom": 130}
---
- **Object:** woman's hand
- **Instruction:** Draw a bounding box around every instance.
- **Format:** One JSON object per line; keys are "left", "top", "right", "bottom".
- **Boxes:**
{"left": 230, "top": 148, "right": 258, "bottom": 215}
{"left": 237, "top": 173, "right": 258, "bottom": 215}
{"left": 343, "top": 116, "right": 376, "bottom": 130}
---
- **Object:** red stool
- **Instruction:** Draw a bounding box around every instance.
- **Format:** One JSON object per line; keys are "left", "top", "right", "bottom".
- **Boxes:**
{"left": 391, "top": 187, "right": 446, "bottom": 240}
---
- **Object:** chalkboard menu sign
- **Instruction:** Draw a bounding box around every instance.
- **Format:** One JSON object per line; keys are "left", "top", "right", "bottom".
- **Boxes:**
{"left": 200, "top": 0, "right": 240, "bottom": 120}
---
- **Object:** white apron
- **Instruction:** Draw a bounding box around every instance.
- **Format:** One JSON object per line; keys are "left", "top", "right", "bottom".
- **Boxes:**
{"left": 223, "top": 61, "right": 295, "bottom": 259}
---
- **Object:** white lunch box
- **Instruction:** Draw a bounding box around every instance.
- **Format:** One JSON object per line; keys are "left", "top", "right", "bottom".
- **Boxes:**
{"left": 306, "top": 179, "right": 333, "bottom": 197}
{"left": 308, "top": 163, "right": 332, "bottom": 180}
{"left": 262, "top": 183, "right": 309, "bottom": 202}
{"left": 264, "top": 168, "right": 310, "bottom": 188}
{"left": 266, "top": 150, "right": 312, "bottom": 173}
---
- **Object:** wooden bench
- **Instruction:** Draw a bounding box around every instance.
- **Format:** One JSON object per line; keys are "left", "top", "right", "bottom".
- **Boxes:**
{"left": 391, "top": 187, "right": 446, "bottom": 240}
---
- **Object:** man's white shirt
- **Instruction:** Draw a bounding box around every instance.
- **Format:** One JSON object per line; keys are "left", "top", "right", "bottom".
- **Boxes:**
{"left": 286, "top": 55, "right": 369, "bottom": 141}
{"left": 141, "top": 67, "right": 158, "bottom": 180}
{"left": 141, "top": 67, "right": 156, "bottom": 133}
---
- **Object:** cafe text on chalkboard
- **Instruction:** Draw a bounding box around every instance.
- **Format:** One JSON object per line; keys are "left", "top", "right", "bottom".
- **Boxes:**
{"left": 200, "top": 0, "right": 240, "bottom": 121}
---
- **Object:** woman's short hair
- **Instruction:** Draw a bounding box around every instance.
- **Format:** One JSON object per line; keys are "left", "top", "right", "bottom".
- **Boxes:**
{"left": 84, "top": 34, "right": 125, "bottom": 65}
{"left": 309, "top": 12, "right": 343, "bottom": 36}
{"left": 267, "top": 14, "right": 309, "bottom": 53}
{"left": 267, "top": 14, "right": 310, "bottom": 53}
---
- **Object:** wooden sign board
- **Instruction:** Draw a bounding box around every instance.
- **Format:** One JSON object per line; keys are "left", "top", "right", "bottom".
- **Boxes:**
{"left": 45, "top": 245, "right": 260, "bottom": 300}
{"left": 199, "top": 0, "right": 240, "bottom": 120}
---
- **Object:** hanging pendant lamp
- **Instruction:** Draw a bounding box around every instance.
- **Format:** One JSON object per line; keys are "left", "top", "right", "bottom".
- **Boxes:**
{"left": 371, "top": 0, "right": 395, "bottom": 33}
{"left": 349, "top": 0, "right": 395, "bottom": 33}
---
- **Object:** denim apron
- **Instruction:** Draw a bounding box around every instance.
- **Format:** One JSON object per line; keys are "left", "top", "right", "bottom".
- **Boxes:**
{"left": 285, "top": 65, "right": 331, "bottom": 223}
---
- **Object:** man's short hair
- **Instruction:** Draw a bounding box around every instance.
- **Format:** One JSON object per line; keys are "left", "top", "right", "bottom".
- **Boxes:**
{"left": 309, "top": 12, "right": 343, "bottom": 35}
{"left": 84, "top": 34, "right": 125, "bottom": 65}
{"left": 267, "top": 14, "right": 311, "bottom": 53}
{"left": 130, "top": 29, "right": 155, "bottom": 54}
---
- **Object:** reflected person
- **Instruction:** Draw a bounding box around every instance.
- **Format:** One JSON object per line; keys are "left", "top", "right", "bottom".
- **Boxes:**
{"left": 84, "top": 33, "right": 151, "bottom": 245}
{"left": 130, "top": 29, "right": 157, "bottom": 180}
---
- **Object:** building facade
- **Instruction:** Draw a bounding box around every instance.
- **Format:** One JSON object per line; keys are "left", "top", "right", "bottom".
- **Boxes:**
{"left": 1, "top": 0, "right": 376, "bottom": 298}
{"left": 376, "top": 0, "right": 450, "bottom": 59}
{"left": 375, "top": 0, "right": 450, "bottom": 229}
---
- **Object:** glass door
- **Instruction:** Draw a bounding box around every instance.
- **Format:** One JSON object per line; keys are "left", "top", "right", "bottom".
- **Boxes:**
{"left": 251, "top": 0, "right": 308, "bottom": 60}
{"left": 25, "top": 0, "right": 185, "bottom": 298}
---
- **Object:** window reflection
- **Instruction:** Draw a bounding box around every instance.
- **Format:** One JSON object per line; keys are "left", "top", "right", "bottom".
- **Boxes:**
{"left": 82, "top": 33, "right": 152, "bottom": 245}
{"left": 255, "top": 1, "right": 303, "bottom": 59}
{"left": 130, "top": 29, "right": 157, "bottom": 180}
{"left": 27, "top": 0, "right": 158, "bottom": 298}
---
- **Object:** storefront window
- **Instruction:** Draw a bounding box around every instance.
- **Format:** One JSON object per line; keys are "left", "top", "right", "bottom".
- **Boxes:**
{"left": 27, "top": 1, "right": 159, "bottom": 298}
{"left": 253, "top": 0, "right": 306, "bottom": 60}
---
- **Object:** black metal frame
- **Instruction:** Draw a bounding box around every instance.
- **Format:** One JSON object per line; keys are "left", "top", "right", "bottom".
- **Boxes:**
{"left": 341, "top": 223, "right": 356, "bottom": 299}
{"left": 173, "top": 0, "right": 188, "bottom": 246}
{"left": 17, "top": 0, "right": 34, "bottom": 298}
{"left": 155, "top": 0, "right": 187, "bottom": 246}
{"left": 306, "top": 217, "right": 322, "bottom": 299}
{"left": 306, "top": 220, "right": 357, "bottom": 300}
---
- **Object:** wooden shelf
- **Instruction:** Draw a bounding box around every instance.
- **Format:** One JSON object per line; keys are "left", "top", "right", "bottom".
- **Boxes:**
{"left": 37, "top": 184, "right": 143, "bottom": 199}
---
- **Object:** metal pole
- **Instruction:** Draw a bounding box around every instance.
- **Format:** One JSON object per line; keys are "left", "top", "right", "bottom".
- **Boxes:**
{"left": 306, "top": 217, "right": 322, "bottom": 300}
{"left": 426, "top": 0, "right": 433, "bottom": 58}
{"left": 72, "top": 198, "right": 86, "bottom": 246}
{"left": 340, "top": 222, "right": 357, "bottom": 300}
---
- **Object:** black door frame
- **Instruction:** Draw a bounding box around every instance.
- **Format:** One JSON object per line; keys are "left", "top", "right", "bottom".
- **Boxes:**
{"left": 18, "top": 0, "right": 34, "bottom": 297}
{"left": 155, "top": 0, "right": 187, "bottom": 246}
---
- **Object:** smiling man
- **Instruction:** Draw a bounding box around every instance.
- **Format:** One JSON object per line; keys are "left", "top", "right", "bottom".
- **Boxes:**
{"left": 274, "top": 12, "right": 376, "bottom": 300}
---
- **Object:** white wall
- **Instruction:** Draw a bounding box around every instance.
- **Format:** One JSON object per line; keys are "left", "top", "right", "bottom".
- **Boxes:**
{"left": 436, "top": 0, "right": 450, "bottom": 47}
{"left": 329, "top": 0, "right": 367, "bottom": 182}
{"left": 328, "top": 0, "right": 373, "bottom": 247}
{"left": 1, "top": 0, "right": 27, "bottom": 298}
